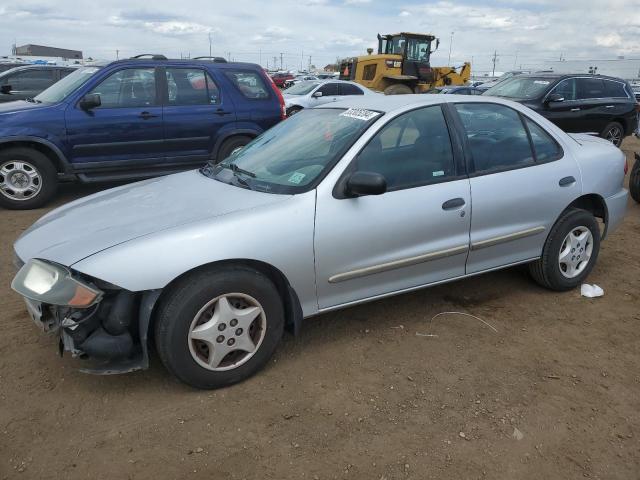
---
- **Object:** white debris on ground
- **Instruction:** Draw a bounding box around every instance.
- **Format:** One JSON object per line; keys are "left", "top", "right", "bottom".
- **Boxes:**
{"left": 581, "top": 284, "right": 604, "bottom": 298}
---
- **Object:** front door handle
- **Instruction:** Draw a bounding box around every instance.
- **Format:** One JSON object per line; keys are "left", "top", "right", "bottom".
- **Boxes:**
{"left": 605, "top": 105, "right": 615, "bottom": 109}
{"left": 139, "top": 111, "right": 158, "bottom": 120}
{"left": 570, "top": 108, "right": 581, "bottom": 112}
{"left": 559, "top": 176, "right": 576, "bottom": 187}
{"left": 215, "top": 109, "right": 232, "bottom": 116}
{"left": 442, "top": 198, "right": 466, "bottom": 210}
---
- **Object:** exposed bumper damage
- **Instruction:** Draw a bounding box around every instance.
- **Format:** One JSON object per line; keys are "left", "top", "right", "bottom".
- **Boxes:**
{"left": 25, "top": 287, "right": 160, "bottom": 375}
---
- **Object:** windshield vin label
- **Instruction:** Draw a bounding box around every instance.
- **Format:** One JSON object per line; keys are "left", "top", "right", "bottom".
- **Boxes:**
{"left": 340, "top": 108, "right": 380, "bottom": 121}
{"left": 288, "top": 172, "right": 306, "bottom": 184}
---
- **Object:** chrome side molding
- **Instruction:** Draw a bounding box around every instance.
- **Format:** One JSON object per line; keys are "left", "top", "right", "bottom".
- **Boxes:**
{"left": 471, "top": 226, "right": 546, "bottom": 251}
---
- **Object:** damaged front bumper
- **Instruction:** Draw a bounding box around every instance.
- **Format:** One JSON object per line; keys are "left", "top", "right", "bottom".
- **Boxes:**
{"left": 14, "top": 257, "right": 161, "bottom": 375}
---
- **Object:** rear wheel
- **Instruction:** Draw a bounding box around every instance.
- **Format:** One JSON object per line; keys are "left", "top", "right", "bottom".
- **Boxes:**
{"left": 529, "top": 209, "right": 600, "bottom": 291}
{"left": 154, "top": 265, "right": 285, "bottom": 389}
{"left": 601, "top": 122, "right": 624, "bottom": 147}
{"left": 0, "top": 147, "right": 57, "bottom": 210}
{"left": 630, "top": 155, "right": 640, "bottom": 203}
{"left": 384, "top": 83, "right": 413, "bottom": 95}
{"left": 216, "top": 136, "right": 253, "bottom": 163}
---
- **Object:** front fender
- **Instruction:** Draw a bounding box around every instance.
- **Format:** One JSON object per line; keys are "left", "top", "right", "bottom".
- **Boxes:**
{"left": 0, "top": 133, "right": 71, "bottom": 172}
{"left": 71, "top": 191, "right": 319, "bottom": 316}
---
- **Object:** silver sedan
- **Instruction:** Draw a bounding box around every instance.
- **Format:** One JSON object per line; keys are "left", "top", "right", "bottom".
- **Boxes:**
{"left": 282, "top": 79, "right": 376, "bottom": 116}
{"left": 12, "top": 95, "right": 628, "bottom": 388}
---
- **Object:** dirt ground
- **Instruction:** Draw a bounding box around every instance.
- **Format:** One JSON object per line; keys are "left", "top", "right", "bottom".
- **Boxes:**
{"left": 1, "top": 138, "right": 639, "bottom": 480}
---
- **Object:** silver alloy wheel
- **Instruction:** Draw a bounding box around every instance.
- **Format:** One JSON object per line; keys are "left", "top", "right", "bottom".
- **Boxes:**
{"left": 187, "top": 293, "right": 266, "bottom": 371}
{"left": 558, "top": 226, "right": 593, "bottom": 279}
{"left": 0, "top": 160, "right": 42, "bottom": 201}
{"left": 605, "top": 125, "right": 623, "bottom": 146}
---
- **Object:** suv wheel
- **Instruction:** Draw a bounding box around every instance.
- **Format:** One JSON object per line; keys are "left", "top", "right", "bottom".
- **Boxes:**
{"left": 216, "top": 136, "right": 253, "bottom": 163}
{"left": 529, "top": 209, "right": 601, "bottom": 291}
{"left": 154, "top": 265, "right": 284, "bottom": 389}
{"left": 0, "top": 147, "right": 58, "bottom": 210}
{"left": 601, "top": 122, "right": 624, "bottom": 147}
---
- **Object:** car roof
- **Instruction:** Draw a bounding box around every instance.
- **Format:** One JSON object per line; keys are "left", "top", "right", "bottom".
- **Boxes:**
{"left": 106, "top": 58, "right": 263, "bottom": 70}
{"left": 513, "top": 72, "right": 628, "bottom": 82}
{"left": 318, "top": 93, "right": 525, "bottom": 115}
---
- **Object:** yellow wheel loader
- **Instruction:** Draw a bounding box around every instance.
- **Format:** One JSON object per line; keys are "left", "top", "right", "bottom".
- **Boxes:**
{"left": 339, "top": 33, "right": 471, "bottom": 94}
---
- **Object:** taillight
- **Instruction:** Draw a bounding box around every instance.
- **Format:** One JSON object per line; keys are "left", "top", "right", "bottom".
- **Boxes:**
{"left": 265, "top": 72, "right": 287, "bottom": 120}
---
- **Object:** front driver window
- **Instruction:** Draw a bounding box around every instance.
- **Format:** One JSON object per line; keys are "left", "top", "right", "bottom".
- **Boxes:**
{"left": 88, "top": 68, "right": 156, "bottom": 108}
{"left": 355, "top": 106, "right": 455, "bottom": 190}
{"left": 552, "top": 78, "right": 578, "bottom": 101}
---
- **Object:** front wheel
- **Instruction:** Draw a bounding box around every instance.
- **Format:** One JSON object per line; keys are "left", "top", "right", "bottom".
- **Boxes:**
{"left": 529, "top": 209, "right": 601, "bottom": 291}
{"left": 216, "top": 136, "right": 253, "bottom": 163}
{"left": 629, "top": 154, "right": 640, "bottom": 203}
{"left": 154, "top": 266, "right": 284, "bottom": 389}
{"left": 0, "top": 147, "right": 58, "bottom": 210}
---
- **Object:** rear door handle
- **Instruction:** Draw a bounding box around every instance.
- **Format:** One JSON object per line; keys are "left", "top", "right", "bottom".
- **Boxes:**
{"left": 570, "top": 108, "right": 581, "bottom": 112}
{"left": 605, "top": 105, "right": 615, "bottom": 109}
{"left": 559, "top": 176, "right": 576, "bottom": 187}
{"left": 215, "top": 109, "right": 232, "bottom": 116}
{"left": 138, "top": 111, "right": 158, "bottom": 119}
{"left": 442, "top": 198, "right": 466, "bottom": 210}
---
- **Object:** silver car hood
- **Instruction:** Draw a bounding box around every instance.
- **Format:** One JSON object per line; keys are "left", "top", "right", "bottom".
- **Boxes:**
{"left": 15, "top": 170, "right": 289, "bottom": 267}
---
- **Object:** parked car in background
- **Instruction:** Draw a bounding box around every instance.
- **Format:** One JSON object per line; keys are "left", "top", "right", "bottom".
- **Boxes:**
{"left": 0, "top": 55, "right": 285, "bottom": 209}
{"left": 484, "top": 73, "right": 638, "bottom": 147}
{"left": 425, "top": 85, "right": 483, "bottom": 95}
{"left": 12, "top": 95, "right": 627, "bottom": 389}
{"left": 0, "top": 65, "right": 77, "bottom": 103}
{"left": 283, "top": 75, "right": 319, "bottom": 89}
{"left": 282, "top": 80, "right": 375, "bottom": 116}
{"left": 630, "top": 153, "right": 640, "bottom": 203}
{"left": 0, "top": 62, "right": 28, "bottom": 74}
{"left": 476, "top": 70, "right": 531, "bottom": 91}
{"left": 271, "top": 72, "right": 295, "bottom": 88}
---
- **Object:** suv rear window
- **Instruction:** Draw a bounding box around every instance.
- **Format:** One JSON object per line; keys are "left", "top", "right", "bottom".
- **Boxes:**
{"left": 603, "top": 80, "right": 630, "bottom": 99}
{"left": 224, "top": 70, "right": 270, "bottom": 99}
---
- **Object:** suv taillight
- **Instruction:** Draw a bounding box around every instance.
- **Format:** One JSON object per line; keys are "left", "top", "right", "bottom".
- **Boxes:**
{"left": 265, "top": 72, "right": 287, "bottom": 120}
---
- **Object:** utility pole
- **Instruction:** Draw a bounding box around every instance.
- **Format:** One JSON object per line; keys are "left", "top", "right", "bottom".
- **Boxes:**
{"left": 491, "top": 50, "right": 498, "bottom": 77}
{"left": 273, "top": 57, "right": 278, "bottom": 70}
{"left": 448, "top": 31, "right": 454, "bottom": 65}
{"left": 308, "top": 55, "right": 312, "bottom": 72}
{"left": 259, "top": 48, "right": 262, "bottom": 67}
{"left": 514, "top": 50, "right": 518, "bottom": 69}
{"left": 227, "top": 51, "right": 231, "bottom": 62}
{"left": 301, "top": 49, "right": 304, "bottom": 71}
{"left": 208, "top": 32, "right": 212, "bottom": 57}
{"left": 116, "top": 49, "right": 119, "bottom": 60}
{"left": 280, "top": 52, "right": 284, "bottom": 71}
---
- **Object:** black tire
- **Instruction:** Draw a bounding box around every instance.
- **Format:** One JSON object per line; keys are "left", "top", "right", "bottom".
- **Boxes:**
{"left": 0, "top": 147, "right": 57, "bottom": 210}
{"left": 600, "top": 122, "right": 624, "bottom": 147}
{"left": 529, "top": 209, "right": 601, "bottom": 291}
{"left": 286, "top": 106, "right": 302, "bottom": 116}
{"left": 215, "top": 136, "right": 253, "bottom": 163}
{"left": 629, "top": 155, "right": 640, "bottom": 203}
{"left": 154, "top": 265, "right": 285, "bottom": 389}
{"left": 384, "top": 83, "right": 413, "bottom": 95}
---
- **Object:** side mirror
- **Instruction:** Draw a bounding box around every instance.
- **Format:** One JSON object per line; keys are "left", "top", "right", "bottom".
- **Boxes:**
{"left": 0, "top": 85, "right": 12, "bottom": 94}
{"left": 546, "top": 93, "right": 565, "bottom": 104}
{"left": 312, "top": 91, "right": 323, "bottom": 98}
{"left": 79, "top": 93, "right": 101, "bottom": 110}
{"left": 345, "top": 171, "right": 387, "bottom": 197}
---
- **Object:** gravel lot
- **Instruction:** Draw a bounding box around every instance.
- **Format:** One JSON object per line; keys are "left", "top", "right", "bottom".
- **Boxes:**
{"left": 1, "top": 138, "right": 639, "bottom": 480}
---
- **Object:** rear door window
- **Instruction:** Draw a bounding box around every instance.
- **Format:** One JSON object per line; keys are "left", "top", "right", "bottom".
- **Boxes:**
{"left": 166, "top": 68, "right": 220, "bottom": 105}
{"left": 339, "top": 83, "right": 364, "bottom": 96}
{"left": 577, "top": 78, "right": 605, "bottom": 99}
{"left": 224, "top": 70, "right": 269, "bottom": 99}
{"left": 524, "top": 118, "right": 562, "bottom": 162}
{"left": 455, "top": 103, "right": 534, "bottom": 174}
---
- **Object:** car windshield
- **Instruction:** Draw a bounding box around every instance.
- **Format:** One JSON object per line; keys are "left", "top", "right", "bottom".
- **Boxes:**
{"left": 203, "top": 108, "right": 381, "bottom": 194}
{"left": 284, "top": 81, "right": 320, "bottom": 95}
{"left": 484, "top": 77, "right": 553, "bottom": 99}
{"left": 34, "top": 67, "right": 101, "bottom": 103}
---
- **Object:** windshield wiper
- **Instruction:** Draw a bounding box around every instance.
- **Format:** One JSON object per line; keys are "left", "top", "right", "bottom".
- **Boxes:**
{"left": 218, "top": 162, "right": 256, "bottom": 178}
{"left": 24, "top": 97, "right": 42, "bottom": 104}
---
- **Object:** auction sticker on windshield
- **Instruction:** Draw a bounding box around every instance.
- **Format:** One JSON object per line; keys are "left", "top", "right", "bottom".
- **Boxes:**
{"left": 288, "top": 172, "right": 306, "bottom": 184}
{"left": 340, "top": 108, "right": 380, "bottom": 121}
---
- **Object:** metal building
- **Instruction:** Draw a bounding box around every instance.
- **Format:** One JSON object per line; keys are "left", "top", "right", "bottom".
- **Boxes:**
{"left": 13, "top": 44, "right": 83, "bottom": 59}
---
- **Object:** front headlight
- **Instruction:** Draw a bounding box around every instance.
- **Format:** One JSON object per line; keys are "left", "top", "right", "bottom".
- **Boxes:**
{"left": 11, "top": 259, "right": 103, "bottom": 308}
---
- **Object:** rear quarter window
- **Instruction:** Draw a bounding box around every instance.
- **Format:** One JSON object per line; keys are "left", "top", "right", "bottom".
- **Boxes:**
{"left": 224, "top": 70, "right": 270, "bottom": 99}
{"left": 603, "top": 80, "right": 630, "bottom": 99}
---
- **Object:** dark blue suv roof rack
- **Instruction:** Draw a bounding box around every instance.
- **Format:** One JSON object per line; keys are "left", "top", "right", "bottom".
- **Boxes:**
{"left": 130, "top": 54, "right": 168, "bottom": 60}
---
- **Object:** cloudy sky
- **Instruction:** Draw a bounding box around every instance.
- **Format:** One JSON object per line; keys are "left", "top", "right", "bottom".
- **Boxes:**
{"left": 0, "top": 0, "right": 639, "bottom": 74}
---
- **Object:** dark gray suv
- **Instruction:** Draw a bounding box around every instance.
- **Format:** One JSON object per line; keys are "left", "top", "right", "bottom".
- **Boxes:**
{"left": 0, "top": 65, "right": 77, "bottom": 103}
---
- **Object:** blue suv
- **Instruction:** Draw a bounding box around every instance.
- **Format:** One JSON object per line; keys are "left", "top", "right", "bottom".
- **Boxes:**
{"left": 0, "top": 55, "right": 286, "bottom": 209}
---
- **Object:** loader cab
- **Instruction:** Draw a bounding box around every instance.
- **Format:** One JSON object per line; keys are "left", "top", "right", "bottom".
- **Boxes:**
{"left": 377, "top": 33, "right": 439, "bottom": 80}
